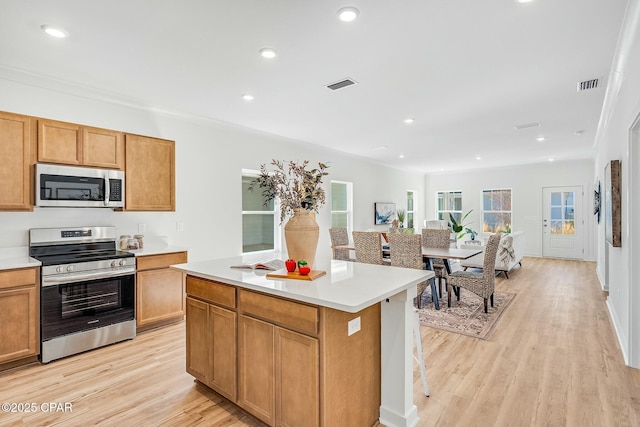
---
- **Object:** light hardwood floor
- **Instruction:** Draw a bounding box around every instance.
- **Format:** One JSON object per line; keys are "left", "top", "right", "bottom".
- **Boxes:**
{"left": 1, "top": 257, "right": 639, "bottom": 426}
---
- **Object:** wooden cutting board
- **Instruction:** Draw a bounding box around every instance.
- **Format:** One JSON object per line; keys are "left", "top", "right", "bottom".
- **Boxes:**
{"left": 266, "top": 269, "right": 327, "bottom": 281}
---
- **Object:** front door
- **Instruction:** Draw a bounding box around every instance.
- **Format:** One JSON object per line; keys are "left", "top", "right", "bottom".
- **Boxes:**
{"left": 542, "top": 186, "right": 583, "bottom": 259}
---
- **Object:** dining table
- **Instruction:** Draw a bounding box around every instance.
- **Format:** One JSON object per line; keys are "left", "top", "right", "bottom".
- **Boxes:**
{"left": 332, "top": 244, "right": 484, "bottom": 310}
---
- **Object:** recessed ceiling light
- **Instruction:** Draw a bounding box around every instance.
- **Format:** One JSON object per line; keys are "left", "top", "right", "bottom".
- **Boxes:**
{"left": 476, "top": 156, "right": 482, "bottom": 160}
{"left": 259, "top": 48, "right": 277, "bottom": 59}
{"left": 399, "top": 154, "right": 405, "bottom": 159}
{"left": 242, "top": 94, "right": 254, "bottom": 101}
{"left": 41, "top": 25, "right": 69, "bottom": 38}
{"left": 337, "top": 7, "right": 359, "bottom": 22}
{"left": 403, "top": 118, "right": 415, "bottom": 124}
{"left": 548, "top": 158, "right": 555, "bottom": 162}
{"left": 536, "top": 136, "right": 547, "bottom": 142}
{"left": 373, "top": 145, "right": 389, "bottom": 151}
{"left": 516, "top": 0, "right": 534, "bottom": 3}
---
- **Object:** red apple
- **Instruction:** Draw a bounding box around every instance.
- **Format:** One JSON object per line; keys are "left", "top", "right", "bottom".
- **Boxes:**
{"left": 299, "top": 266, "right": 311, "bottom": 275}
{"left": 285, "top": 259, "right": 297, "bottom": 272}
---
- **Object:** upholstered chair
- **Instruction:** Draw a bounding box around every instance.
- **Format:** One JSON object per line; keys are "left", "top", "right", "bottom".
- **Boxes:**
{"left": 421, "top": 228, "right": 451, "bottom": 298}
{"left": 352, "top": 231, "right": 384, "bottom": 265}
{"left": 447, "top": 233, "right": 501, "bottom": 313}
{"left": 329, "top": 227, "right": 351, "bottom": 261}
{"left": 388, "top": 233, "right": 432, "bottom": 309}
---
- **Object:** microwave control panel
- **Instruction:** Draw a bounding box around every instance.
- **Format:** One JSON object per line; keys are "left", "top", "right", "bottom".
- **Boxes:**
{"left": 110, "top": 179, "right": 123, "bottom": 201}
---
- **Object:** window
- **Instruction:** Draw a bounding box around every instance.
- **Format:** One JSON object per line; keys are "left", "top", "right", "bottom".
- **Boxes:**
{"left": 482, "top": 189, "right": 512, "bottom": 233}
{"left": 331, "top": 181, "right": 353, "bottom": 231}
{"left": 550, "top": 191, "right": 575, "bottom": 235}
{"left": 406, "top": 190, "right": 415, "bottom": 228}
{"left": 242, "top": 171, "right": 279, "bottom": 253}
{"left": 437, "top": 191, "right": 462, "bottom": 223}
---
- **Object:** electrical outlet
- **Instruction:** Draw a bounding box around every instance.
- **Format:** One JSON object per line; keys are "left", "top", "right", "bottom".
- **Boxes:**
{"left": 176, "top": 222, "right": 184, "bottom": 232}
{"left": 347, "top": 317, "right": 361, "bottom": 336}
{"left": 138, "top": 223, "right": 146, "bottom": 233}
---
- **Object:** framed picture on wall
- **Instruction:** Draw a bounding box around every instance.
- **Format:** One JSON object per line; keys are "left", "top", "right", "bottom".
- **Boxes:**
{"left": 604, "top": 160, "right": 621, "bottom": 247}
{"left": 593, "top": 180, "right": 601, "bottom": 224}
{"left": 374, "top": 202, "right": 396, "bottom": 225}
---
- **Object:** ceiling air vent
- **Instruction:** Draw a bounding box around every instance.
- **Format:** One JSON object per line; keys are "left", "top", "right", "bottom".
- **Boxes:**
{"left": 327, "top": 78, "right": 357, "bottom": 91}
{"left": 577, "top": 78, "right": 600, "bottom": 92}
{"left": 514, "top": 122, "right": 541, "bottom": 130}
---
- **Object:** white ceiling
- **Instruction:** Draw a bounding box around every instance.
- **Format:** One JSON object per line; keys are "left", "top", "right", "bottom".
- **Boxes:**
{"left": 0, "top": 0, "right": 629, "bottom": 173}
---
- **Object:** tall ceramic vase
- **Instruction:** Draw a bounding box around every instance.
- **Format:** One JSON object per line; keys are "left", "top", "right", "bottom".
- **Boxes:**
{"left": 284, "top": 208, "right": 320, "bottom": 268}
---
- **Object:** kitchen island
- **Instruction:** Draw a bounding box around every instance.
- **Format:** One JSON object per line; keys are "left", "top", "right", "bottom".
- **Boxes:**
{"left": 172, "top": 256, "right": 433, "bottom": 427}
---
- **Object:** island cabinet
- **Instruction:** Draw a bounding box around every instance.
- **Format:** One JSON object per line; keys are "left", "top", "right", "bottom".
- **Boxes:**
{"left": 125, "top": 134, "right": 175, "bottom": 211}
{"left": 0, "top": 111, "right": 36, "bottom": 211}
{"left": 0, "top": 267, "right": 39, "bottom": 368}
{"left": 185, "top": 274, "right": 381, "bottom": 427}
{"left": 37, "top": 118, "right": 124, "bottom": 169}
{"left": 136, "top": 251, "right": 188, "bottom": 331}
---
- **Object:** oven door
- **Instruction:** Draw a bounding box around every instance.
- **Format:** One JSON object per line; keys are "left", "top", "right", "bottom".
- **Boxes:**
{"left": 41, "top": 272, "right": 135, "bottom": 341}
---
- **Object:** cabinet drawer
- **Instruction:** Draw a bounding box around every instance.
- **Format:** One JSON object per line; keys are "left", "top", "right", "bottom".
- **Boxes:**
{"left": 0, "top": 268, "right": 37, "bottom": 291}
{"left": 239, "top": 290, "right": 318, "bottom": 336}
{"left": 137, "top": 251, "right": 187, "bottom": 271}
{"left": 186, "top": 276, "right": 236, "bottom": 309}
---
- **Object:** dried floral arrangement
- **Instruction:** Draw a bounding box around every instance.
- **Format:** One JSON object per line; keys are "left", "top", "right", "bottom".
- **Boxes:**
{"left": 249, "top": 159, "right": 329, "bottom": 223}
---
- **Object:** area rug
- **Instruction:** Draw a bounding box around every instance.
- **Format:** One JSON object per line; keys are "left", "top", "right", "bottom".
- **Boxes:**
{"left": 417, "top": 288, "right": 516, "bottom": 340}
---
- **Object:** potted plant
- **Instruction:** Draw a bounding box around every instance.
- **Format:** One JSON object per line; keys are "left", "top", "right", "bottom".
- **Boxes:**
{"left": 396, "top": 209, "right": 406, "bottom": 228}
{"left": 249, "top": 160, "right": 329, "bottom": 267}
{"left": 449, "top": 209, "right": 473, "bottom": 240}
{"left": 465, "top": 227, "right": 478, "bottom": 240}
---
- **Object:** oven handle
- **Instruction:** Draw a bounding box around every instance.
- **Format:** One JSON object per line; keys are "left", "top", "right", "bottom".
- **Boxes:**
{"left": 42, "top": 267, "right": 135, "bottom": 287}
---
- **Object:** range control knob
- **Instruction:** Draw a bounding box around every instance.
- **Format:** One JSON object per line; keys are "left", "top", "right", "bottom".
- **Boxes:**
{"left": 110, "top": 260, "right": 117, "bottom": 267}
{"left": 56, "top": 266, "right": 63, "bottom": 273}
{"left": 119, "top": 259, "right": 127, "bottom": 266}
{"left": 66, "top": 265, "right": 74, "bottom": 272}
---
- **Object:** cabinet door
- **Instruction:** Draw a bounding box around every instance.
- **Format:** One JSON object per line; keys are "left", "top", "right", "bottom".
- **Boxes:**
{"left": 0, "top": 286, "right": 38, "bottom": 363}
{"left": 83, "top": 126, "right": 124, "bottom": 170}
{"left": 136, "top": 268, "right": 184, "bottom": 328}
{"left": 0, "top": 111, "right": 34, "bottom": 210}
{"left": 209, "top": 305, "right": 237, "bottom": 401}
{"left": 125, "top": 134, "right": 175, "bottom": 211}
{"left": 37, "top": 119, "right": 82, "bottom": 165}
{"left": 275, "top": 327, "right": 319, "bottom": 427}
{"left": 186, "top": 297, "right": 209, "bottom": 384}
{"left": 238, "top": 315, "right": 275, "bottom": 426}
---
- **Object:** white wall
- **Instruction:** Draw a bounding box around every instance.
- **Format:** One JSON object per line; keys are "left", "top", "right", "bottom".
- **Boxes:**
{"left": 0, "top": 75, "right": 425, "bottom": 262}
{"left": 424, "top": 159, "right": 596, "bottom": 260}
{"left": 593, "top": 0, "right": 640, "bottom": 368}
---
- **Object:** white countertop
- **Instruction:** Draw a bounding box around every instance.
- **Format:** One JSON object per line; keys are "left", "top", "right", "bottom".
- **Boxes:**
{"left": 172, "top": 256, "right": 433, "bottom": 313}
{"left": 126, "top": 244, "right": 189, "bottom": 257}
{"left": 0, "top": 246, "right": 41, "bottom": 270}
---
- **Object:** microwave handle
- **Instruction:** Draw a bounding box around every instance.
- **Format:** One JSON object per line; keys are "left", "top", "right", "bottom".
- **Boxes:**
{"left": 104, "top": 174, "right": 110, "bottom": 206}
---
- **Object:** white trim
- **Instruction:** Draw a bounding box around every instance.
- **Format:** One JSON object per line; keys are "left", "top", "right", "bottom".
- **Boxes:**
{"left": 607, "top": 299, "right": 630, "bottom": 366}
{"left": 627, "top": 110, "right": 640, "bottom": 368}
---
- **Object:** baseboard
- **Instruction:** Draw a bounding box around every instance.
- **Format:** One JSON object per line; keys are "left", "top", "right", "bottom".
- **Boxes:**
{"left": 596, "top": 265, "right": 608, "bottom": 291}
{"left": 606, "top": 299, "right": 630, "bottom": 366}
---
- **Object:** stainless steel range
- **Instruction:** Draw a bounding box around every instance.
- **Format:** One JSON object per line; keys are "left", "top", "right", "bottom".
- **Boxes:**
{"left": 29, "top": 226, "right": 136, "bottom": 363}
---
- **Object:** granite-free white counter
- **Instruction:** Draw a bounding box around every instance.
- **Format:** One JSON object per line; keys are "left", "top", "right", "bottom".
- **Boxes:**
{"left": 126, "top": 244, "right": 189, "bottom": 257}
{"left": 172, "top": 256, "right": 433, "bottom": 313}
{"left": 0, "top": 247, "right": 41, "bottom": 271}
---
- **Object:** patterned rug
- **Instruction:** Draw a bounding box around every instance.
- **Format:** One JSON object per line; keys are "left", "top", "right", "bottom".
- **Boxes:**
{"left": 417, "top": 287, "right": 516, "bottom": 340}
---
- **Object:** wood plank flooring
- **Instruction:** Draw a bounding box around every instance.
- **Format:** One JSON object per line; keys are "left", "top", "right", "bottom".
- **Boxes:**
{"left": 1, "top": 257, "right": 639, "bottom": 426}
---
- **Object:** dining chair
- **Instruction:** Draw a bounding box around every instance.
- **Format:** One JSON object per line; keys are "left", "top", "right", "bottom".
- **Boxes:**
{"left": 421, "top": 228, "right": 451, "bottom": 298}
{"left": 328, "top": 227, "right": 351, "bottom": 261}
{"left": 447, "top": 233, "right": 501, "bottom": 312}
{"left": 352, "top": 231, "right": 384, "bottom": 265}
{"left": 388, "top": 233, "right": 432, "bottom": 309}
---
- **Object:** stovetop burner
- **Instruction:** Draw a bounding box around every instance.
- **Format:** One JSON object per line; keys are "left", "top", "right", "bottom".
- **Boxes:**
{"left": 32, "top": 248, "right": 134, "bottom": 267}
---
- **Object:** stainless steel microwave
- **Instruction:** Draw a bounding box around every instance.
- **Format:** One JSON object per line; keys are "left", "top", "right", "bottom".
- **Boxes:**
{"left": 35, "top": 164, "right": 125, "bottom": 208}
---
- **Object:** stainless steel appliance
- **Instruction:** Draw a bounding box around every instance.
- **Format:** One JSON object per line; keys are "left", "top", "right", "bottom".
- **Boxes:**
{"left": 29, "top": 226, "right": 136, "bottom": 363}
{"left": 35, "top": 163, "right": 125, "bottom": 208}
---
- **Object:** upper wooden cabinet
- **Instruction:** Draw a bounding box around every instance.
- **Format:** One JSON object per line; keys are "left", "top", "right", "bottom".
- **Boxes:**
{"left": 82, "top": 126, "right": 124, "bottom": 169}
{"left": 125, "top": 134, "right": 175, "bottom": 211}
{"left": 37, "top": 119, "right": 124, "bottom": 170}
{"left": 0, "top": 111, "right": 35, "bottom": 211}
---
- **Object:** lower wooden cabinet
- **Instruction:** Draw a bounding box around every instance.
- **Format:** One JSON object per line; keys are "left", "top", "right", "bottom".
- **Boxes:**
{"left": 136, "top": 251, "right": 188, "bottom": 331}
{"left": 186, "top": 296, "right": 237, "bottom": 401}
{"left": 0, "top": 267, "right": 39, "bottom": 366}
{"left": 185, "top": 275, "right": 378, "bottom": 427}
